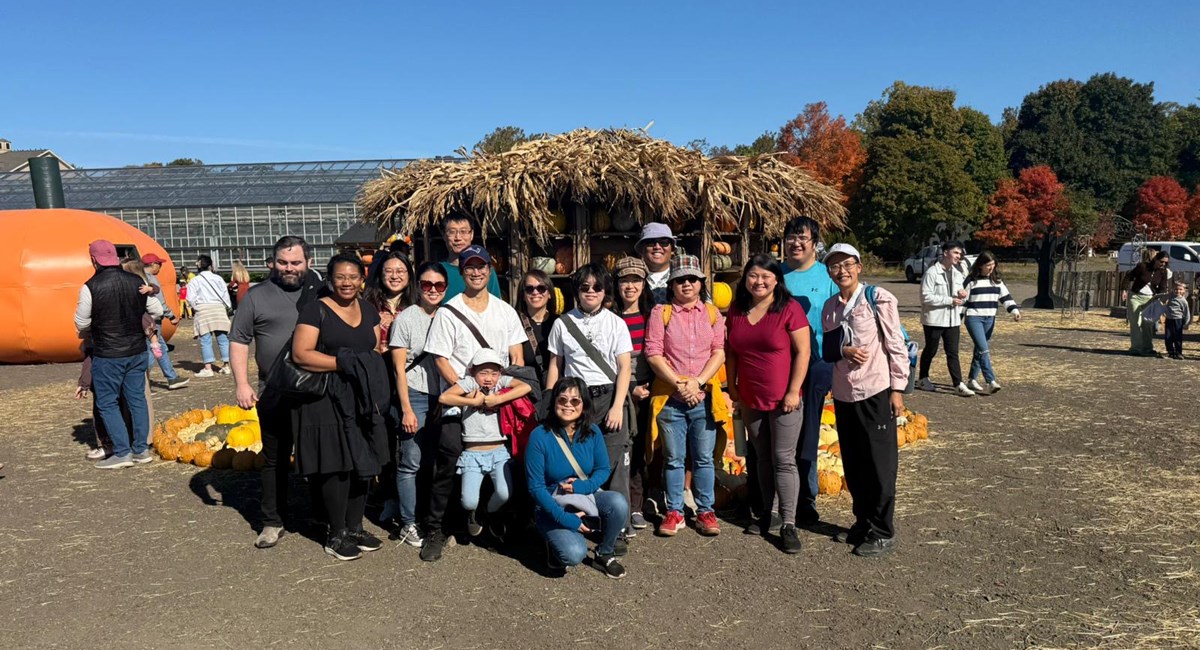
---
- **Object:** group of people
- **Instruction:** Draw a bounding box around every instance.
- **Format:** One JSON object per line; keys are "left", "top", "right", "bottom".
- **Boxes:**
{"left": 1122, "top": 250, "right": 1192, "bottom": 359}
{"left": 76, "top": 213, "right": 919, "bottom": 578}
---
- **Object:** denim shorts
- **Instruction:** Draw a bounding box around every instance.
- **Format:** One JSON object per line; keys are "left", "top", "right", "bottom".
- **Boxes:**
{"left": 456, "top": 445, "right": 511, "bottom": 475}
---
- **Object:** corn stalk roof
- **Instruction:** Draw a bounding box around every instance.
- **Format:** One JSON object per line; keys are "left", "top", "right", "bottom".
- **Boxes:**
{"left": 357, "top": 128, "right": 845, "bottom": 243}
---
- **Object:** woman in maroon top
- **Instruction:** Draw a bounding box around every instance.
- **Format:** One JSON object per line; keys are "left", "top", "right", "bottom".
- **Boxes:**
{"left": 726, "top": 253, "right": 811, "bottom": 553}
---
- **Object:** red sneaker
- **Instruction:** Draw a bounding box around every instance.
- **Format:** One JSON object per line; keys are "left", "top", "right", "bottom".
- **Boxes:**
{"left": 696, "top": 511, "right": 721, "bottom": 536}
{"left": 657, "top": 510, "right": 685, "bottom": 537}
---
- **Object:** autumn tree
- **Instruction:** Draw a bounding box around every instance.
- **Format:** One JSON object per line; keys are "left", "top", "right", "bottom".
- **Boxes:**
{"left": 977, "top": 165, "right": 1071, "bottom": 308}
{"left": 1132, "top": 176, "right": 1190, "bottom": 239}
{"left": 777, "top": 102, "right": 865, "bottom": 203}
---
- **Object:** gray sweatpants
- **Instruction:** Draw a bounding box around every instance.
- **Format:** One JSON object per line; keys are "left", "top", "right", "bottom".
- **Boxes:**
{"left": 744, "top": 404, "right": 804, "bottom": 525}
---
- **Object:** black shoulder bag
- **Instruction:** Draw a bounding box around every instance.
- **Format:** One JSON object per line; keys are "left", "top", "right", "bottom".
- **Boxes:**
{"left": 265, "top": 302, "right": 329, "bottom": 399}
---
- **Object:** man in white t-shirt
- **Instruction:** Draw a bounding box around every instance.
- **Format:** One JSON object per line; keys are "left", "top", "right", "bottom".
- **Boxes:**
{"left": 419, "top": 244, "right": 526, "bottom": 562}
{"left": 636, "top": 222, "right": 676, "bottom": 306}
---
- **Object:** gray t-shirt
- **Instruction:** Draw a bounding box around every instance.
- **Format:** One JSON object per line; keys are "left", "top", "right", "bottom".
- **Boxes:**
{"left": 388, "top": 304, "right": 440, "bottom": 396}
{"left": 457, "top": 375, "right": 513, "bottom": 443}
{"left": 229, "top": 279, "right": 303, "bottom": 385}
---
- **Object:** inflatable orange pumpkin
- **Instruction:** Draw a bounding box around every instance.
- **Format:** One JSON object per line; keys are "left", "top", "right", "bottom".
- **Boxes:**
{"left": 0, "top": 209, "right": 180, "bottom": 363}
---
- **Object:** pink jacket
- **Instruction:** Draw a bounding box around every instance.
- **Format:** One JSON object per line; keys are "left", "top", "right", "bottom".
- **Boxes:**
{"left": 820, "top": 285, "right": 909, "bottom": 402}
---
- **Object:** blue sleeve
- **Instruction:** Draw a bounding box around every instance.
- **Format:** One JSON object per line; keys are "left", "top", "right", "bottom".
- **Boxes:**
{"left": 524, "top": 428, "right": 582, "bottom": 530}
{"left": 571, "top": 426, "right": 611, "bottom": 494}
{"left": 487, "top": 272, "right": 502, "bottom": 298}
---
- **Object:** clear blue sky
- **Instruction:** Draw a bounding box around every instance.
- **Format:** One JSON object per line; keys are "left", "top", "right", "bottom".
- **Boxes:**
{"left": 3, "top": 1, "right": 1197, "bottom": 168}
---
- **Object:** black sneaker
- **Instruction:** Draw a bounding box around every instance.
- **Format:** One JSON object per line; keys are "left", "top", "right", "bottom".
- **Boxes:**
{"left": 796, "top": 508, "right": 820, "bottom": 527}
{"left": 167, "top": 376, "right": 190, "bottom": 390}
{"left": 613, "top": 537, "right": 629, "bottom": 557}
{"left": 779, "top": 524, "right": 802, "bottom": 554}
{"left": 350, "top": 528, "right": 383, "bottom": 552}
{"left": 324, "top": 529, "right": 363, "bottom": 561}
{"left": 852, "top": 536, "right": 897, "bottom": 558}
{"left": 834, "top": 527, "right": 870, "bottom": 546}
{"left": 420, "top": 530, "right": 447, "bottom": 562}
{"left": 466, "top": 510, "right": 483, "bottom": 537}
{"left": 594, "top": 553, "right": 627, "bottom": 579}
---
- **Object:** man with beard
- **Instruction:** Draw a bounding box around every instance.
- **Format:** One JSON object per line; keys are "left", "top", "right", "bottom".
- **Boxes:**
{"left": 230, "top": 236, "right": 326, "bottom": 548}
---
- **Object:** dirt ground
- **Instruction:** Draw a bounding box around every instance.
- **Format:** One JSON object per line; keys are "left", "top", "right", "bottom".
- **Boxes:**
{"left": 1, "top": 278, "right": 1198, "bottom": 649}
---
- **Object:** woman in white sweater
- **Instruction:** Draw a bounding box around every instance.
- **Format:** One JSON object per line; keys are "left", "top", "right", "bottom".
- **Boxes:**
{"left": 961, "top": 252, "right": 1020, "bottom": 394}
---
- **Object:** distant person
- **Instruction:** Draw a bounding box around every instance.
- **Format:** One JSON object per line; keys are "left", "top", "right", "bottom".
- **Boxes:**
{"left": 636, "top": 223, "right": 676, "bottom": 305}
{"left": 187, "top": 255, "right": 233, "bottom": 377}
{"left": 229, "top": 235, "right": 326, "bottom": 549}
{"left": 1161, "top": 279, "right": 1192, "bottom": 360}
{"left": 962, "top": 252, "right": 1020, "bottom": 394}
{"left": 141, "top": 253, "right": 188, "bottom": 389}
{"left": 438, "top": 215, "right": 502, "bottom": 301}
{"left": 917, "top": 241, "right": 973, "bottom": 396}
{"left": 74, "top": 240, "right": 162, "bottom": 469}
{"left": 228, "top": 261, "right": 251, "bottom": 309}
{"left": 1121, "top": 250, "right": 1171, "bottom": 357}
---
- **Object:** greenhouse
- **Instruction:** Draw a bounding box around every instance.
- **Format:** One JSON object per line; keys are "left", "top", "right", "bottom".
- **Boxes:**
{"left": 0, "top": 159, "right": 415, "bottom": 270}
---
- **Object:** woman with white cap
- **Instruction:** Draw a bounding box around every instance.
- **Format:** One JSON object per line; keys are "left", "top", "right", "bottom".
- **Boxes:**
{"left": 644, "top": 254, "right": 728, "bottom": 537}
{"left": 819, "top": 243, "right": 908, "bottom": 558}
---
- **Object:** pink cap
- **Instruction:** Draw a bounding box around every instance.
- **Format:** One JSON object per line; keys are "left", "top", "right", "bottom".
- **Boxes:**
{"left": 89, "top": 240, "right": 120, "bottom": 267}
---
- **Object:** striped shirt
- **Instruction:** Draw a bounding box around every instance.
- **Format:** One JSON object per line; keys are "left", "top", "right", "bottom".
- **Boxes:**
{"left": 962, "top": 278, "right": 1019, "bottom": 317}
{"left": 619, "top": 312, "right": 646, "bottom": 353}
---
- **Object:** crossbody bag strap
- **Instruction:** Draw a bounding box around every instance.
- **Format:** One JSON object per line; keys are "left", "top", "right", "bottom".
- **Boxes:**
{"left": 440, "top": 303, "right": 492, "bottom": 350}
{"left": 520, "top": 312, "right": 539, "bottom": 355}
{"left": 201, "top": 273, "right": 232, "bottom": 308}
{"left": 552, "top": 431, "right": 589, "bottom": 481}
{"left": 403, "top": 314, "right": 436, "bottom": 373}
{"left": 560, "top": 315, "right": 618, "bottom": 384}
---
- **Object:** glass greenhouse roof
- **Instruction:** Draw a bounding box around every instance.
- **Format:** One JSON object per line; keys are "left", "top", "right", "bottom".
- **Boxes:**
{"left": 0, "top": 159, "right": 418, "bottom": 210}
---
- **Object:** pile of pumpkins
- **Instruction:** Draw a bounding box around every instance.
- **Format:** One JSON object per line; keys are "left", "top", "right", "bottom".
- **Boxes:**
{"left": 815, "top": 401, "right": 930, "bottom": 495}
{"left": 152, "top": 404, "right": 264, "bottom": 471}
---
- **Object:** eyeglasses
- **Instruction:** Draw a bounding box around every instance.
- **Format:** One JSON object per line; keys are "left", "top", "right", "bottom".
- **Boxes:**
{"left": 827, "top": 260, "right": 860, "bottom": 273}
{"left": 556, "top": 397, "right": 583, "bottom": 407}
{"left": 523, "top": 284, "right": 549, "bottom": 295}
{"left": 419, "top": 281, "right": 447, "bottom": 292}
{"left": 444, "top": 229, "right": 473, "bottom": 238}
{"left": 785, "top": 235, "right": 813, "bottom": 244}
{"left": 578, "top": 283, "right": 605, "bottom": 293}
{"left": 645, "top": 238, "right": 674, "bottom": 249}
{"left": 333, "top": 275, "right": 362, "bottom": 283}
{"left": 383, "top": 269, "right": 408, "bottom": 277}
{"left": 462, "top": 264, "right": 489, "bottom": 274}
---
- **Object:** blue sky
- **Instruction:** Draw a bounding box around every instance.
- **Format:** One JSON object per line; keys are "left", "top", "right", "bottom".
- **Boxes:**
{"left": 3, "top": 1, "right": 1197, "bottom": 168}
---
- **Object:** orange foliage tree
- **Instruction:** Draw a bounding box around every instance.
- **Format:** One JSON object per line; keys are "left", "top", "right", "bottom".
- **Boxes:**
{"left": 777, "top": 102, "right": 865, "bottom": 203}
{"left": 1132, "top": 176, "right": 1190, "bottom": 239}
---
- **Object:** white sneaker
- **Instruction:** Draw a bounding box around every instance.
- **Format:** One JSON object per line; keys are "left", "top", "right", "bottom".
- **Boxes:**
{"left": 987, "top": 380, "right": 1002, "bottom": 393}
{"left": 954, "top": 382, "right": 976, "bottom": 397}
{"left": 967, "top": 379, "right": 986, "bottom": 393}
{"left": 217, "top": 365, "right": 231, "bottom": 375}
{"left": 916, "top": 377, "right": 936, "bottom": 392}
{"left": 195, "top": 368, "right": 215, "bottom": 378}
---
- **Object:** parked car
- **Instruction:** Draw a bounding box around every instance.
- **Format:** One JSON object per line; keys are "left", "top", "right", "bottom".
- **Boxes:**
{"left": 1116, "top": 241, "right": 1200, "bottom": 274}
{"left": 904, "top": 245, "right": 976, "bottom": 282}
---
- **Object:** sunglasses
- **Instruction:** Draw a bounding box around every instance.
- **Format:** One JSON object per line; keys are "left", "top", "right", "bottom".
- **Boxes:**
{"left": 645, "top": 238, "right": 674, "bottom": 249}
{"left": 523, "top": 284, "right": 550, "bottom": 295}
{"left": 420, "top": 281, "right": 447, "bottom": 292}
{"left": 556, "top": 397, "right": 583, "bottom": 407}
{"left": 671, "top": 276, "right": 701, "bottom": 285}
{"left": 578, "top": 283, "right": 605, "bottom": 294}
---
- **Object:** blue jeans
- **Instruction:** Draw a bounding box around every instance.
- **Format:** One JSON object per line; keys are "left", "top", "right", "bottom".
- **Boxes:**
{"left": 91, "top": 353, "right": 151, "bottom": 457}
{"left": 798, "top": 358, "right": 833, "bottom": 515}
{"left": 537, "top": 490, "right": 629, "bottom": 564}
{"left": 396, "top": 390, "right": 434, "bottom": 527}
{"left": 199, "top": 330, "right": 229, "bottom": 365}
{"left": 658, "top": 398, "right": 716, "bottom": 514}
{"left": 965, "top": 316, "right": 996, "bottom": 383}
{"left": 458, "top": 446, "right": 512, "bottom": 513}
{"left": 147, "top": 324, "right": 178, "bottom": 380}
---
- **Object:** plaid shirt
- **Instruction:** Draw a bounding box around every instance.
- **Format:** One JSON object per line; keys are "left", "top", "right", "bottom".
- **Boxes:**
{"left": 644, "top": 301, "right": 724, "bottom": 397}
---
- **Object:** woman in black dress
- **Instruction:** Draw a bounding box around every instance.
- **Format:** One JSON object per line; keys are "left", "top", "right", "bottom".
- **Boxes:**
{"left": 293, "top": 253, "right": 390, "bottom": 561}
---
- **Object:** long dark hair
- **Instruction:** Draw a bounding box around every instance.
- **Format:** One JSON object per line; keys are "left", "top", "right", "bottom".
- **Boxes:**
{"left": 414, "top": 260, "right": 449, "bottom": 308}
{"left": 966, "top": 250, "right": 1001, "bottom": 284}
{"left": 612, "top": 273, "right": 653, "bottom": 319}
{"left": 542, "top": 377, "right": 597, "bottom": 441}
{"left": 733, "top": 254, "right": 789, "bottom": 314}
{"left": 518, "top": 269, "right": 558, "bottom": 318}
{"left": 365, "top": 250, "right": 416, "bottom": 314}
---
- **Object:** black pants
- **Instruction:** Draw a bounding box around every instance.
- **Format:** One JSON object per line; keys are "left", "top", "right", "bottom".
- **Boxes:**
{"left": 315, "top": 472, "right": 369, "bottom": 534}
{"left": 1165, "top": 319, "right": 1185, "bottom": 356}
{"left": 587, "top": 384, "right": 631, "bottom": 527}
{"left": 919, "top": 325, "right": 962, "bottom": 386}
{"left": 833, "top": 389, "right": 898, "bottom": 540}
{"left": 424, "top": 416, "right": 464, "bottom": 534}
{"left": 258, "top": 396, "right": 295, "bottom": 528}
{"left": 628, "top": 398, "right": 652, "bottom": 513}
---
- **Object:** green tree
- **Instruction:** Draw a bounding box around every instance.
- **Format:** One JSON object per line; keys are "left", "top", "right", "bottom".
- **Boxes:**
{"left": 1008, "top": 73, "right": 1171, "bottom": 211}
{"left": 167, "top": 158, "right": 203, "bottom": 166}
{"left": 1165, "top": 103, "right": 1200, "bottom": 190}
{"left": 959, "top": 108, "right": 1007, "bottom": 196}
{"left": 733, "top": 131, "right": 779, "bottom": 156}
{"left": 849, "top": 82, "right": 986, "bottom": 256}
{"left": 474, "top": 126, "right": 530, "bottom": 155}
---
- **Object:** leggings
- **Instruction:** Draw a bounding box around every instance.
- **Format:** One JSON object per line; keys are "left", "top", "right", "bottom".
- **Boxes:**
{"left": 744, "top": 405, "right": 805, "bottom": 525}
{"left": 314, "top": 472, "right": 369, "bottom": 534}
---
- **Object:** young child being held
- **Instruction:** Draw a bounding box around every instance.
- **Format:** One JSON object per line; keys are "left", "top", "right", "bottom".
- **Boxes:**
{"left": 1163, "top": 279, "right": 1192, "bottom": 360}
{"left": 440, "top": 348, "right": 531, "bottom": 536}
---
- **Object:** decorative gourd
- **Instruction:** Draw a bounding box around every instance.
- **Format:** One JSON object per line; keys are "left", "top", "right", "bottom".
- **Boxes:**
{"left": 828, "top": 441, "right": 841, "bottom": 457}
{"left": 896, "top": 427, "right": 908, "bottom": 448}
{"left": 226, "top": 422, "right": 261, "bottom": 450}
{"left": 254, "top": 453, "right": 267, "bottom": 470}
{"left": 817, "top": 469, "right": 843, "bottom": 495}
{"left": 712, "top": 282, "right": 733, "bottom": 310}
{"left": 554, "top": 243, "right": 574, "bottom": 275}
{"left": 214, "top": 405, "right": 245, "bottom": 425}
{"left": 711, "top": 241, "right": 732, "bottom": 255}
{"left": 211, "top": 448, "right": 236, "bottom": 470}
{"left": 237, "top": 406, "right": 259, "bottom": 422}
{"left": 531, "top": 257, "right": 556, "bottom": 275}
{"left": 232, "top": 450, "right": 258, "bottom": 472}
{"left": 159, "top": 442, "right": 180, "bottom": 462}
{"left": 361, "top": 253, "right": 374, "bottom": 266}
{"left": 716, "top": 218, "right": 738, "bottom": 233}
{"left": 611, "top": 209, "right": 638, "bottom": 232}
{"left": 591, "top": 209, "right": 611, "bottom": 232}
{"left": 194, "top": 449, "right": 215, "bottom": 468}
{"left": 554, "top": 287, "right": 565, "bottom": 314}
{"left": 548, "top": 209, "right": 568, "bottom": 233}
{"left": 178, "top": 442, "right": 200, "bottom": 464}
{"left": 197, "top": 423, "right": 237, "bottom": 443}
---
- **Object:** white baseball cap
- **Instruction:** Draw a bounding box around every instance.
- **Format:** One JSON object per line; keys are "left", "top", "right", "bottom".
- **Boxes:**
{"left": 823, "top": 243, "right": 861, "bottom": 264}
{"left": 469, "top": 348, "right": 504, "bottom": 370}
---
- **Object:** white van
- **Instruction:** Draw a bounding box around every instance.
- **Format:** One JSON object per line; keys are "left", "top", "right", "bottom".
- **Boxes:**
{"left": 1117, "top": 242, "right": 1200, "bottom": 274}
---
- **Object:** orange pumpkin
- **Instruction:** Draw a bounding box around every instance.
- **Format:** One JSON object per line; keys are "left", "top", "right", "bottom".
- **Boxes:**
{"left": 194, "top": 449, "right": 215, "bottom": 468}
{"left": 554, "top": 243, "right": 574, "bottom": 275}
{"left": 817, "top": 470, "right": 843, "bottom": 495}
{"left": 896, "top": 427, "right": 908, "bottom": 448}
{"left": 159, "top": 442, "right": 179, "bottom": 462}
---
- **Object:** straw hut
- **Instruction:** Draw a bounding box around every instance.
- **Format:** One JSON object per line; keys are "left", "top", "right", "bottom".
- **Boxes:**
{"left": 357, "top": 128, "right": 845, "bottom": 299}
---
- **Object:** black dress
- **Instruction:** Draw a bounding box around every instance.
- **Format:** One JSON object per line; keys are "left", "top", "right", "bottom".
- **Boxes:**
{"left": 521, "top": 313, "right": 558, "bottom": 385}
{"left": 294, "top": 298, "right": 382, "bottom": 476}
